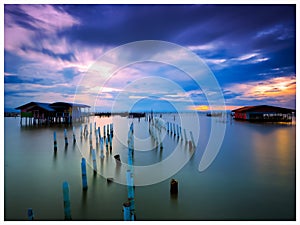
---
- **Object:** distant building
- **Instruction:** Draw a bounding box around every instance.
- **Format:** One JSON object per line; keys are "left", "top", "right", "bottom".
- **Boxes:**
{"left": 232, "top": 105, "right": 295, "bottom": 122}
{"left": 15, "top": 101, "right": 90, "bottom": 125}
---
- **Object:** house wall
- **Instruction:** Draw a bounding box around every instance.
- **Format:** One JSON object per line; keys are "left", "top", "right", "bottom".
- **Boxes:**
{"left": 234, "top": 112, "right": 247, "bottom": 120}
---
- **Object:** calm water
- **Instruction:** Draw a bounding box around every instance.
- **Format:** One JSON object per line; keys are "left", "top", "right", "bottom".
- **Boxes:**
{"left": 4, "top": 114, "right": 296, "bottom": 220}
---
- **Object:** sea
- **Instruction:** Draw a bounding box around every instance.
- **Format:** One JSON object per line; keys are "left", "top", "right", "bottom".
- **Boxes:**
{"left": 4, "top": 113, "right": 296, "bottom": 220}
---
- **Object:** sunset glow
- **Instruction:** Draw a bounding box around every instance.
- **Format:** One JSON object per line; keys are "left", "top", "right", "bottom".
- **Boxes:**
{"left": 4, "top": 5, "right": 295, "bottom": 112}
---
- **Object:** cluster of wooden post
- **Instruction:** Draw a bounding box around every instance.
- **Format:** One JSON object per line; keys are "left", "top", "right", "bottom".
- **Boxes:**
{"left": 166, "top": 121, "right": 196, "bottom": 149}
{"left": 123, "top": 123, "right": 135, "bottom": 221}
{"left": 49, "top": 121, "right": 119, "bottom": 220}
{"left": 53, "top": 122, "right": 114, "bottom": 154}
{"left": 149, "top": 117, "right": 164, "bottom": 150}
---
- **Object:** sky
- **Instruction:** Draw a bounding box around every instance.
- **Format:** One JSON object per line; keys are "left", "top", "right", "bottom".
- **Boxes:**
{"left": 4, "top": 4, "right": 296, "bottom": 112}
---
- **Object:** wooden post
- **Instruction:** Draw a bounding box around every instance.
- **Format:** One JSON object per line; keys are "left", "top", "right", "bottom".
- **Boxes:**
{"left": 89, "top": 133, "right": 93, "bottom": 150}
{"left": 100, "top": 137, "right": 104, "bottom": 159}
{"left": 184, "top": 129, "right": 187, "bottom": 143}
{"left": 98, "top": 127, "right": 101, "bottom": 140}
{"left": 103, "top": 125, "right": 106, "bottom": 138}
{"left": 172, "top": 123, "right": 175, "bottom": 135}
{"left": 72, "top": 126, "right": 76, "bottom": 144}
{"left": 92, "top": 149, "right": 97, "bottom": 174}
{"left": 62, "top": 181, "right": 72, "bottom": 220}
{"left": 179, "top": 126, "right": 182, "bottom": 139}
{"left": 170, "top": 178, "right": 178, "bottom": 195}
{"left": 107, "top": 124, "right": 109, "bottom": 137}
{"left": 64, "top": 129, "right": 68, "bottom": 147}
{"left": 126, "top": 170, "right": 134, "bottom": 198}
{"left": 80, "top": 125, "right": 83, "bottom": 137}
{"left": 126, "top": 170, "right": 135, "bottom": 220}
{"left": 27, "top": 208, "right": 34, "bottom": 220}
{"left": 105, "top": 136, "right": 108, "bottom": 152}
{"left": 53, "top": 131, "right": 57, "bottom": 152}
{"left": 109, "top": 132, "right": 112, "bottom": 153}
{"left": 83, "top": 124, "right": 86, "bottom": 136}
{"left": 190, "top": 131, "right": 196, "bottom": 148}
{"left": 94, "top": 122, "right": 97, "bottom": 133}
{"left": 81, "top": 158, "right": 88, "bottom": 190}
{"left": 110, "top": 123, "right": 114, "bottom": 137}
{"left": 90, "top": 123, "right": 92, "bottom": 135}
{"left": 95, "top": 129, "right": 99, "bottom": 144}
{"left": 114, "top": 154, "right": 121, "bottom": 163}
{"left": 123, "top": 202, "right": 131, "bottom": 221}
{"left": 176, "top": 124, "right": 179, "bottom": 138}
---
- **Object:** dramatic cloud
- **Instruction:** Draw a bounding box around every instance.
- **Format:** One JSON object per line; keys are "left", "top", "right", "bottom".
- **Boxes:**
{"left": 4, "top": 4, "right": 296, "bottom": 111}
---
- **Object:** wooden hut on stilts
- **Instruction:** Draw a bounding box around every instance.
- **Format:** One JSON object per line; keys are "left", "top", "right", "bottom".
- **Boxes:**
{"left": 16, "top": 101, "right": 90, "bottom": 126}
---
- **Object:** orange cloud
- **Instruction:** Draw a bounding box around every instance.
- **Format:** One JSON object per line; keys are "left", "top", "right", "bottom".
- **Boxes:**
{"left": 189, "top": 105, "right": 241, "bottom": 111}
{"left": 226, "top": 75, "right": 296, "bottom": 100}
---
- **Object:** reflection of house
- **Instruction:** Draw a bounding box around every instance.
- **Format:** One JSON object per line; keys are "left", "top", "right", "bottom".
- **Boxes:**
{"left": 16, "top": 101, "right": 90, "bottom": 125}
{"left": 232, "top": 105, "right": 295, "bottom": 122}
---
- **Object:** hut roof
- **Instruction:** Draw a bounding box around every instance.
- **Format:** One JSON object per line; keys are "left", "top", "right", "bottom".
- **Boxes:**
{"left": 232, "top": 105, "right": 295, "bottom": 113}
{"left": 15, "top": 102, "right": 55, "bottom": 111}
{"left": 16, "top": 101, "right": 90, "bottom": 111}
{"left": 50, "top": 102, "right": 90, "bottom": 108}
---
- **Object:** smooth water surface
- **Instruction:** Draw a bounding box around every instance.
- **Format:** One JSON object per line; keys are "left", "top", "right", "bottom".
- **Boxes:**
{"left": 4, "top": 114, "right": 295, "bottom": 220}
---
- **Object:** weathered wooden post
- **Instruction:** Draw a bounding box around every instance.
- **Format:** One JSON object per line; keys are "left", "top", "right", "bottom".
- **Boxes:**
{"left": 110, "top": 123, "right": 114, "bottom": 137}
{"left": 109, "top": 132, "right": 112, "bottom": 153}
{"left": 95, "top": 129, "right": 99, "bottom": 144}
{"left": 114, "top": 154, "right": 121, "bottom": 163}
{"left": 126, "top": 169, "right": 135, "bottom": 220}
{"left": 62, "top": 181, "right": 72, "bottom": 220}
{"left": 184, "top": 129, "right": 187, "bottom": 143}
{"left": 179, "top": 126, "right": 182, "bottom": 139}
{"left": 81, "top": 158, "right": 88, "bottom": 190}
{"left": 89, "top": 133, "right": 93, "bottom": 149}
{"left": 123, "top": 123, "right": 135, "bottom": 221}
{"left": 92, "top": 149, "right": 97, "bottom": 174}
{"left": 53, "top": 131, "right": 57, "bottom": 152}
{"left": 190, "top": 131, "right": 196, "bottom": 148}
{"left": 172, "top": 123, "right": 175, "bottom": 135}
{"left": 105, "top": 136, "right": 108, "bottom": 152}
{"left": 84, "top": 124, "right": 87, "bottom": 137}
{"left": 98, "top": 127, "right": 101, "bottom": 140}
{"left": 103, "top": 125, "right": 106, "bottom": 138}
{"left": 107, "top": 124, "right": 109, "bottom": 137}
{"left": 159, "top": 134, "right": 163, "bottom": 150}
{"left": 27, "top": 208, "right": 34, "bottom": 220}
{"left": 72, "top": 126, "right": 76, "bottom": 143}
{"left": 100, "top": 137, "right": 104, "bottom": 159}
{"left": 173, "top": 123, "right": 176, "bottom": 135}
{"left": 64, "top": 129, "right": 68, "bottom": 147}
{"left": 176, "top": 124, "right": 180, "bottom": 138}
{"left": 123, "top": 202, "right": 131, "bottom": 221}
{"left": 170, "top": 178, "right": 178, "bottom": 195}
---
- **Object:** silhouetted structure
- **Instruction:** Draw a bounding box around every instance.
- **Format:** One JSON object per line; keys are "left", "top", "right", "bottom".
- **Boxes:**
{"left": 232, "top": 105, "right": 295, "bottom": 122}
{"left": 16, "top": 101, "right": 90, "bottom": 125}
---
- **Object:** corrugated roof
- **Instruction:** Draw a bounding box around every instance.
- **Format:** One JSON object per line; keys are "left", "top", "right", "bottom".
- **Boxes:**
{"left": 50, "top": 102, "right": 90, "bottom": 108}
{"left": 15, "top": 102, "right": 55, "bottom": 111}
{"left": 34, "top": 102, "right": 55, "bottom": 111}
{"left": 16, "top": 101, "right": 90, "bottom": 111}
{"left": 232, "top": 105, "right": 295, "bottom": 113}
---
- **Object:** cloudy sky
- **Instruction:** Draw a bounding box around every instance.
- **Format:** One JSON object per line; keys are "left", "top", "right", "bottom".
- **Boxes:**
{"left": 4, "top": 4, "right": 296, "bottom": 112}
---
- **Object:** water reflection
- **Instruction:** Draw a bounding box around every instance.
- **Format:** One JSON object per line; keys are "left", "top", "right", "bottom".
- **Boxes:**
{"left": 252, "top": 125, "right": 295, "bottom": 175}
{"left": 4, "top": 116, "right": 296, "bottom": 220}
